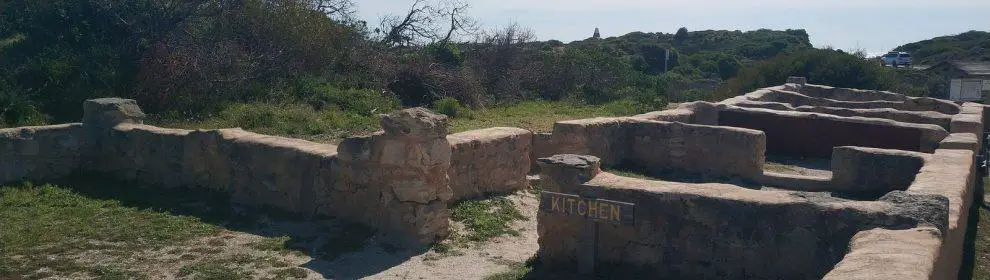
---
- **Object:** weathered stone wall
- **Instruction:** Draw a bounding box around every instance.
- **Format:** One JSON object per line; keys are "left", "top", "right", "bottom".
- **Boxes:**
{"left": 551, "top": 117, "right": 635, "bottom": 167}
{"left": 529, "top": 132, "right": 553, "bottom": 174}
{"left": 3, "top": 98, "right": 457, "bottom": 246}
{"left": 536, "top": 154, "right": 949, "bottom": 280}
{"left": 625, "top": 121, "right": 765, "bottom": 180}
{"left": 447, "top": 127, "right": 532, "bottom": 202}
{"left": 631, "top": 101, "right": 719, "bottom": 125}
{"left": 548, "top": 117, "right": 766, "bottom": 179}
{"left": 830, "top": 146, "right": 929, "bottom": 199}
{"left": 906, "top": 148, "right": 977, "bottom": 279}
{"left": 0, "top": 124, "right": 85, "bottom": 184}
{"left": 728, "top": 97, "right": 955, "bottom": 129}
{"left": 823, "top": 227, "right": 943, "bottom": 280}
{"left": 744, "top": 87, "right": 961, "bottom": 114}
{"left": 333, "top": 108, "right": 453, "bottom": 245}
{"left": 783, "top": 83, "right": 908, "bottom": 102}
{"left": 718, "top": 106, "right": 948, "bottom": 157}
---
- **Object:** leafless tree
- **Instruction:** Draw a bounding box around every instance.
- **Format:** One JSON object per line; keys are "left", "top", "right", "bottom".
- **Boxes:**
{"left": 308, "top": 0, "right": 356, "bottom": 21}
{"left": 376, "top": 0, "right": 477, "bottom": 47}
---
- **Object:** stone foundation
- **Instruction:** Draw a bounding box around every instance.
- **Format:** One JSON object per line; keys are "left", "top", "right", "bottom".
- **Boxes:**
{"left": 447, "top": 127, "right": 532, "bottom": 202}
{"left": 536, "top": 154, "right": 948, "bottom": 280}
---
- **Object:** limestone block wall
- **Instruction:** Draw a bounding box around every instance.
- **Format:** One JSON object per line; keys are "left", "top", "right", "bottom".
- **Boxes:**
{"left": 625, "top": 121, "right": 765, "bottom": 180}
{"left": 783, "top": 83, "right": 908, "bottom": 102}
{"left": 728, "top": 99, "right": 954, "bottom": 129}
{"left": 447, "top": 127, "right": 532, "bottom": 202}
{"left": 536, "top": 154, "right": 949, "bottom": 280}
{"left": 0, "top": 124, "right": 85, "bottom": 184}
{"left": 548, "top": 117, "right": 766, "bottom": 179}
{"left": 551, "top": 117, "right": 635, "bottom": 167}
{"left": 753, "top": 86, "right": 961, "bottom": 114}
{"left": 718, "top": 106, "right": 949, "bottom": 157}
{"left": 830, "top": 146, "right": 929, "bottom": 199}
{"left": 1, "top": 98, "right": 461, "bottom": 246}
{"left": 905, "top": 148, "right": 977, "bottom": 279}
{"left": 84, "top": 124, "right": 336, "bottom": 216}
{"left": 630, "top": 101, "right": 719, "bottom": 125}
{"left": 529, "top": 132, "right": 553, "bottom": 174}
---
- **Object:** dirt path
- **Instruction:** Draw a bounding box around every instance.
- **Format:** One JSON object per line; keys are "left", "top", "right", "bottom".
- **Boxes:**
{"left": 318, "top": 192, "right": 540, "bottom": 280}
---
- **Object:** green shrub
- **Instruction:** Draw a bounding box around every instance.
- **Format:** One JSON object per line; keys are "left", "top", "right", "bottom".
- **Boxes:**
{"left": 432, "top": 97, "right": 472, "bottom": 118}
{"left": 298, "top": 80, "right": 402, "bottom": 116}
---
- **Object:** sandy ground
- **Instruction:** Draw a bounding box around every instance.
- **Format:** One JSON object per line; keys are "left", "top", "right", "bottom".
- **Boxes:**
{"left": 317, "top": 192, "right": 540, "bottom": 280}
{"left": 764, "top": 156, "right": 833, "bottom": 178}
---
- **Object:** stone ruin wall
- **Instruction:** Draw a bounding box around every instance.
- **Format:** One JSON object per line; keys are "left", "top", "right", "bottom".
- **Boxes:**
{"left": 545, "top": 115, "right": 766, "bottom": 181}
{"left": 531, "top": 79, "right": 986, "bottom": 280}
{"left": 717, "top": 106, "right": 948, "bottom": 158}
{"left": 536, "top": 154, "right": 949, "bottom": 280}
{"left": 0, "top": 98, "right": 534, "bottom": 246}
{"left": 447, "top": 127, "right": 532, "bottom": 202}
{"left": 2, "top": 78, "right": 987, "bottom": 279}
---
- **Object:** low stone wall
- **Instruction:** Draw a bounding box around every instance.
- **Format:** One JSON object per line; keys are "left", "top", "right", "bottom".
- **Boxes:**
{"left": 447, "top": 127, "right": 532, "bottom": 202}
{"left": 727, "top": 99, "right": 954, "bottom": 129}
{"left": 631, "top": 101, "right": 719, "bottom": 125}
{"left": 2, "top": 98, "right": 458, "bottom": 246}
{"left": 823, "top": 227, "right": 942, "bottom": 280}
{"left": 743, "top": 87, "right": 961, "bottom": 115}
{"left": 625, "top": 121, "right": 765, "bottom": 180}
{"left": 549, "top": 117, "right": 766, "bottom": 179}
{"left": 784, "top": 83, "right": 908, "bottom": 102}
{"left": 529, "top": 132, "right": 553, "bottom": 174}
{"left": 536, "top": 154, "right": 949, "bottom": 280}
{"left": 905, "top": 148, "right": 977, "bottom": 279}
{"left": 0, "top": 124, "right": 85, "bottom": 183}
{"left": 830, "top": 147, "right": 928, "bottom": 199}
{"left": 718, "top": 106, "right": 948, "bottom": 158}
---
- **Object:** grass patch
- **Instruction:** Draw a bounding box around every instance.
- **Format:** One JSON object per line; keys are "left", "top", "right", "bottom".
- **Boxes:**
{"left": 485, "top": 262, "right": 533, "bottom": 280}
{"left": 448, "top": 100, "right": 641, "bottom": 133}
{"left": 273, "top": 267, "right": 308, "bottom": 279}
{"left": 249, "top": 235, "right": 291, "bottom": 252}
{"left": 763, "top": 162, "right": 799, "bottom": 173}
{"left": 178, "top": 260, "right": 251, "bottom": 280}
{"left": 605, "top": 168, "right": 663, "bottom": 180}
{"left": 152, "top": 103, "right": 382, "bottom": 143}
{"left": 0, "top": 181, "right": 220, "bottom": 278}
{"left": 450, "top": 197, "right": 528, "bottom": 242}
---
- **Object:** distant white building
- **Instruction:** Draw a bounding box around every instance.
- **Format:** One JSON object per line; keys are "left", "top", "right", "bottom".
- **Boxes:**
{"left": 925, "top": 61, "right": 990, "bottom": 102}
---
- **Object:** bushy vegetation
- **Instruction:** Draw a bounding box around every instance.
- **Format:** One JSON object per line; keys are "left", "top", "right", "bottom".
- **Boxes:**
{"left": 0, "top": 0, "right": 965, "bottom": 133}
{"left": 718, "top": 48, "right": 947, "bottom": 99}
{"left": 894, "top": 30, "right": 990, "bottom": 65}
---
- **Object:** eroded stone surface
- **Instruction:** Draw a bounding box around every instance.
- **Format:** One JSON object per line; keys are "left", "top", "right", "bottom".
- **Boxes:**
{"left": 83, "top": 98, "right": 146, "bottom": 128}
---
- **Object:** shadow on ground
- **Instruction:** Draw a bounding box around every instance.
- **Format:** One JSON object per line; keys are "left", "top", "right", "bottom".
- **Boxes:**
{"left": 960, "top": 173, "right": 986, "bottom": 280}
{"left": 43, "top": 172, "right": 428, "bottom": 279}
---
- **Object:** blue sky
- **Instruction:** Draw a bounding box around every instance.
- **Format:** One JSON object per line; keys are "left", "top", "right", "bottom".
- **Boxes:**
{"left": 356, "top": 0, "right": 990, "bottom": 56}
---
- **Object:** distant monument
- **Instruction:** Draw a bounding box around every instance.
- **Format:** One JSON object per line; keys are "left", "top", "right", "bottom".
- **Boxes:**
{"left": 593, "top": 27, "right": 601, "bottom": 39}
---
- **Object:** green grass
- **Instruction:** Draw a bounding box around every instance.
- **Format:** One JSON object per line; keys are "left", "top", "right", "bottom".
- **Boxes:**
{"left": 0, "top": 181, "right": 220, "bottom": 278}
{"left": 450, "top": 197, "right": 528, "bottom": 242}
{"left": 152, "top": 103, "right": 382, "bottom": 143}
{"left": 485, "top": 261, "right": 532, "bottom": 280}
{"left": 448, "top": 100, "right": 638, "bottom": 133}
{"left": 763, "top": 162, "right": 799, "bottom": 173}
{"left": 178, "top": 260, "right": 251, "bottom": 280}
{"left": 249, "top": 235, "right": 291, "bottom": 252}
{"left": 972, "top": 177, "right": 990, "bottom": 280}
{"left": 150, "top": 99, "right": 675, "bottom": 143}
